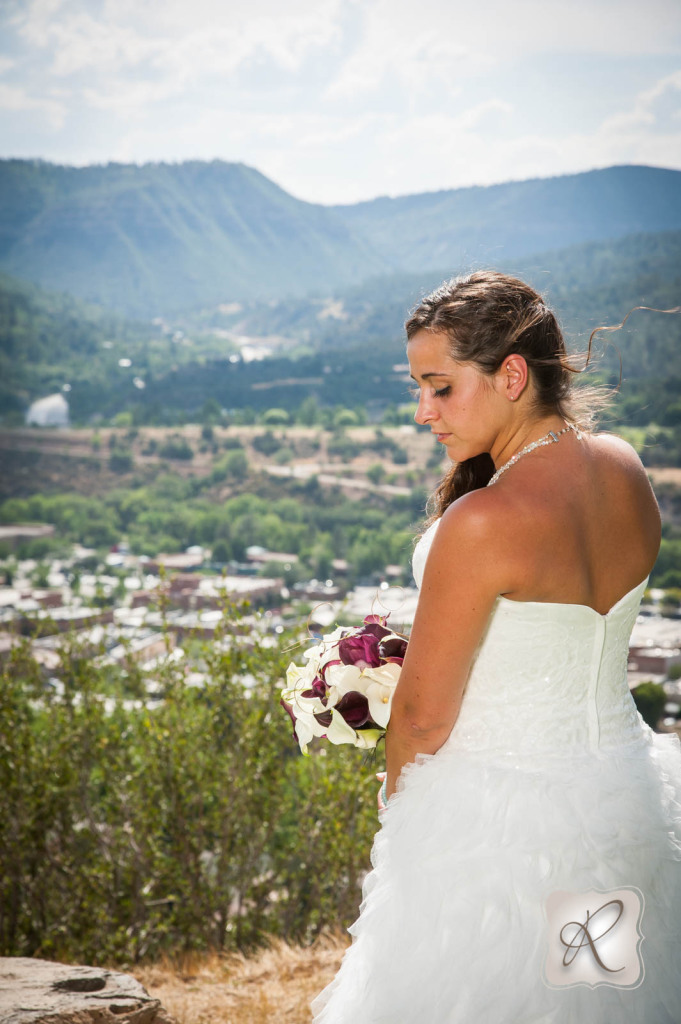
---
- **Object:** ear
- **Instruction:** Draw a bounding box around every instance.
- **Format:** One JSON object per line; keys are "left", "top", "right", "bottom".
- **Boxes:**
{"left": 499, "top": 353, "right": 529, "bottom": 402}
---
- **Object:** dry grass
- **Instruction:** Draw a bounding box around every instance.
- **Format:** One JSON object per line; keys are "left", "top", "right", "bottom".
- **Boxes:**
{"left": 133, "top": 933, "right": 349, "bottom": 1024}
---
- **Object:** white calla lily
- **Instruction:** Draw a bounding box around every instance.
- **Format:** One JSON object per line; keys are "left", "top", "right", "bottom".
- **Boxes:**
{"left": 361, "top": 662, "right": 402, "bottom": 687}
{"left": 324, "top": 663, "right": 365, "bottom": 701}
{"left": 324, "top": 708, "right": 361, "bottom": 746}
{"left": 353, "top": 728, "right": 384, "bottom": 749}
{"left": 302, "top": 643, "right": 324, "bottom": 664}
{"left": 289, "top": 707, "right": 328, "bottom": 755}
{"left": 363, "top": 662, "right": 401, "bottom": 728}
{"left": 285, "top": 661, "right": 315, "bottom": 690}
{"left": 365, "top": 680, "right": 394, "bottom": 728}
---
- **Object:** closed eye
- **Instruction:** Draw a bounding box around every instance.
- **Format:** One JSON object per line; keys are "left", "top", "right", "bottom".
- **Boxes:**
{"left": 408, "top": 384, "right": 451, "bottom": 399}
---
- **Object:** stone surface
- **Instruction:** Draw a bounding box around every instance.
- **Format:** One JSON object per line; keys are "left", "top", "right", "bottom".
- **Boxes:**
{"left": 0, "top": 958, "right": 176, "bottom": 1024}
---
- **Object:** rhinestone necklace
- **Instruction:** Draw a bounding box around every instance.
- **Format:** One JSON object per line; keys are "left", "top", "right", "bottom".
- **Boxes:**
{"left": 487, "top": 421, "right": 583, "bottom": 487}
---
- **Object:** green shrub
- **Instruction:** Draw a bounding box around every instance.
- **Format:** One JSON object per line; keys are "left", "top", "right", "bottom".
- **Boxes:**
{"left": 632, "top": 681, "right": 667, "bottom": 730}
{"left": 158, "top": 437, "right": 194, "bottom": 460}
{"left": 366, "top": 463, "right": 386, "bottom": 485}
{"left": 261, "top": 408, "right": 290, "bottom": 426}
{"left": 327, "top": 437, "right": 361, "bottom": 460}
{"left": 109, "top": 450, "right": 133, "bottom": 473}
{"left": 0, "top": 607, "right": 378, "bottom": 962}
{"left": 252, "top": 432, "right": 281, "bottom": 456}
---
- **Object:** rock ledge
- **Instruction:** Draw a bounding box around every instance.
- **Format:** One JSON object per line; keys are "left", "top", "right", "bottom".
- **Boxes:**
{"left": 0, "top": 957, "right": 176, "bottom": 1024}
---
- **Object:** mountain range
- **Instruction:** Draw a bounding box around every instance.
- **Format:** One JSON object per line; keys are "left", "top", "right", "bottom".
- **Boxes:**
{"left": 1, "top": 159, "right": 680, "bottom": 318}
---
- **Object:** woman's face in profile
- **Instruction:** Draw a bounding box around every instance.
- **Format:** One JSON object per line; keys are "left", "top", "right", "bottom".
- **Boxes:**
{"left": 408, "top": 329, "right": 500, "bottom": 461}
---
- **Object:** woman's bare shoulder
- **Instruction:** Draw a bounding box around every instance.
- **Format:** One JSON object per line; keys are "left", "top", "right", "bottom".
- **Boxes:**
{"left": 436, "top": 484, "right": 531, "bottom": 595}
{"left": 588, "top": 430, "right": 657, "bottom": 491}
{"left": 590, "top": 429, "right": 644, "bottom": 464}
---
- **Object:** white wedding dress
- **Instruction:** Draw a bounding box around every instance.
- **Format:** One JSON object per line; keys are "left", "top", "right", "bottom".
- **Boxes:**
{"left": 311, "top": 518, "right": 681, "bottom": 1023}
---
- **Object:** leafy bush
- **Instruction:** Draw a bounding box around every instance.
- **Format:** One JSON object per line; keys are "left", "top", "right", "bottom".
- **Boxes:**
{"left": 366, "top": 464, "right": 386, "bottom": 485}
{"left": 631, "top": 681, "right": 666, "bottom": 729}
{"left": 333, "top": 409, "right": 359, "bottom": 428}
{"left": 261, "top": 408, "right": 290, "bottom": 426}
{"left": 0, "top": 607, "right": 378, "bottom": 963}
{"left": 109, "top": 450, "right": 134, "bottom": 473}
{"left": 327, "top": 437, "right": 361, "bottom": 460}
{"left": 223, "top": 450, "right": 249, "bottom": 480}
{"left": 252, "top": 432, "right": 282, "bottom": 456}
{"left": 158, "top": 436, "right": 194, "bottom": 460}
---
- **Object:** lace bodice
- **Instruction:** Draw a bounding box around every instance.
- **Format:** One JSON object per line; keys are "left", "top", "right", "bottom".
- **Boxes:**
{"left": 412, "top": 519, "right": 653, "bottom": 764}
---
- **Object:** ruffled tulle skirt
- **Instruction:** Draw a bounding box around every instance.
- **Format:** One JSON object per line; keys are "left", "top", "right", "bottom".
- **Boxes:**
{"left": 311, "top": 730, "right": 681, "bottom": 1023}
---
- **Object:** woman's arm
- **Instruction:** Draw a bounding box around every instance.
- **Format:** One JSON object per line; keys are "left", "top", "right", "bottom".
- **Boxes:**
{"left": 384, "top": 489, "right": 515, "bottom": 800}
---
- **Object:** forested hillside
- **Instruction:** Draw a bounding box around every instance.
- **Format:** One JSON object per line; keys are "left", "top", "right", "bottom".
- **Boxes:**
{"left": 2, "top": 226, "right": 680, "bottom": 426}
{"left": 0, "top": 159, "right": 389, "bottom": 316}
{"left": 201, "top": 228, "right": 681, "bottom": 381}
{"left": 1, "top": 160, "right": 680, "bottom": 319}
{"left": 332, "top": 165, "right": 681, "bottom": 272}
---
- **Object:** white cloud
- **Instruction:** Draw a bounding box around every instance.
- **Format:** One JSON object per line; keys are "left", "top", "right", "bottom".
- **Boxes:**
{"left": 601, "top": 69, "right": 681, "bottom": 134}
{"left": 13, "top": 0, "right": 345, "bottom": 80}
{"left": 0, "top": 0, "right": 680, "bottom": 202}
{"left": 324, "top": 0, "right": 681, "bottom": 103}
{"left": 0, "top": 82, "right": 66, "bottom": 128}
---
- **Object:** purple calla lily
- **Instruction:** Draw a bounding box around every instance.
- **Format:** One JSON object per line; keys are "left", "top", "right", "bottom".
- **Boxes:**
{"left": 319, "top": 658, "right": 342, "bottom": 682}
{"left": 361, "top": 622, "right": 392, "bottom": 641}
{"left": 303, "top": 676, "right": 327, "bottom": 698}
{"left": 334, "top": 691, "right": 371, "bottom": 727}
{"left": 338, "top": 632, "right": 382, "bottom": 667}
{"left": 280, "top": 698, "right": 299, "bottom": 740}
{"left": 379, "top": 636, "right": 408, "bottom": 661}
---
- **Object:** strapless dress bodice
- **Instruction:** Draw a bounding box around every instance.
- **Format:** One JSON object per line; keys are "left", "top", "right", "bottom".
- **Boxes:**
{"left": 412, "top": 518, "right": 652, "bottom": 763}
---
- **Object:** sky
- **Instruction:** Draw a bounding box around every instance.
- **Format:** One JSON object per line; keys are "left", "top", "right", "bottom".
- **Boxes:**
{"left": 0, "top": 0, "right": 680, "bottom": 205}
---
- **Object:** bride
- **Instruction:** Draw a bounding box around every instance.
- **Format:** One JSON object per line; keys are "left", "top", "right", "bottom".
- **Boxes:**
{"left": 311, "top": 271, "right": 681, "bottom": 1022}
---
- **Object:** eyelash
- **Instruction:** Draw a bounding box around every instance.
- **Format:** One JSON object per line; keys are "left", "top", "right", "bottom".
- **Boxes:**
{"left": 408, "top": 385, "right": 451, "bottom": 400}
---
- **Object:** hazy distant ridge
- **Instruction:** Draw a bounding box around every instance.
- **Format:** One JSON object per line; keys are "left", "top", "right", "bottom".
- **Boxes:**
{"left": 331, "top": 166, "right": 681, "bottom": 271}
{"left": 0, "top": 159, "right": 390, "bottom": 317}
{"left": 1, "top": 160, "right": 680, "bottom": 318}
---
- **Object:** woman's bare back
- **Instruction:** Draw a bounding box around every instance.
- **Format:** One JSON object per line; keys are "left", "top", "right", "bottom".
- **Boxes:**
{"left": 494, "top": 429, "right": 661, "bottom": 615}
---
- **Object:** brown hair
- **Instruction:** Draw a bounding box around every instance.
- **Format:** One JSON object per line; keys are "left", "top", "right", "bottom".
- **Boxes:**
{"left": 405, "top": 270, "right": 618, "bottom": 520}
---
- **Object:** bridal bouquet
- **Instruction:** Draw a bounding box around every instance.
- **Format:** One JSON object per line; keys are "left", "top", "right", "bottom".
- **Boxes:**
{"left": 280, "top": 614, "right": 408, "bottom": 754}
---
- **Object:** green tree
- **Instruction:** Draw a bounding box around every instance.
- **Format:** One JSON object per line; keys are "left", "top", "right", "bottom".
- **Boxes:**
{"left": 109, "top": 450, "right": 133, "bottom": 473}
{"left": 224, "top": 450, "right": 249, "bottom": 481}
{"left": 212, "top": 539, "right": 231, "bottom": 563}
{"left": 158, "top": 436, "right": 194, "bottom": 460}
{"left": 632, "top": 681, "right": 666, "bottom": 730}
{"left": 333, "top": 408, "right": 359, "bottom": 429}
{"left": 262, "top": 408, "right": 290, "bottom": 426}
{"left": 367, "top": 463, "right": 386, "bottom": 486}
{"left": 296, "top": 396, "right": 320, "bottom": 426}
{"left": 201, "top": 397, "right": 223, "bottom": 424}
